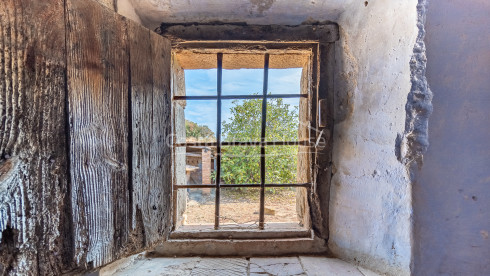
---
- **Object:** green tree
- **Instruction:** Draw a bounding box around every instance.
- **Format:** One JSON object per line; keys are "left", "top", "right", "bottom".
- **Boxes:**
{"left": 219, "top": 97, "right": 299, "bottom": 185}
{"left": 185, "top": 120, "right": 215, "bottom": 141}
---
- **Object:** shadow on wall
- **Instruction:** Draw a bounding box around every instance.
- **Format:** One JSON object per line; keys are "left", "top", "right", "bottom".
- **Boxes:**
{"left": 334, "top": 28, "right": 357, "bottom": 126}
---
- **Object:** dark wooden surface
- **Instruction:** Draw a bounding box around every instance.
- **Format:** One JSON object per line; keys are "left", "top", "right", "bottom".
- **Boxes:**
{"left": 66, "top": 0, "right": 131, "bottom": 268}
{"left": 158, "top": 23, "right": 339, "bottom": 43}
{"left": 310, "top": 43, "right": 335, "bottom": 240}
{"left": 149, "top": 30, "right": 173, "bottom": 244}
{"left": 0, "top": 0, "right": 172, "bottom": 273}
{"left": 129, "top": 19, "right": 154, "bottom": 249}
{"left": 0, "top": 0, "right": 69, "bottom": 274}
{"left": 129, "top": 21, "right": 172, "bottom": 248}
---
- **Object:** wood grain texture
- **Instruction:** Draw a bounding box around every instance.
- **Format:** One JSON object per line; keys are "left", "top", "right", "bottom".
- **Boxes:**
{"left": 129, "top": 21, "right": 172, "bottom": 247}
{"left": 149, "top": 30, "right": 172, "bottom": 243}
{"left": 129, "top": 21, "right": 153, "bottom": 248}
{"left": 0, "top": 0, "right": 69, "bottom": 274}
{"left": 1, "top": 0, "right": 172, "bottom": 272}
{"left": 66, "top": 0, "right": 130, "bottom": 268}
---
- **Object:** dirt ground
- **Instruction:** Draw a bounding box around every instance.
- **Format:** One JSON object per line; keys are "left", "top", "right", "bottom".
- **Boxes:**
{"left": 184, "top": 188, "right": 300, "bottom": 226}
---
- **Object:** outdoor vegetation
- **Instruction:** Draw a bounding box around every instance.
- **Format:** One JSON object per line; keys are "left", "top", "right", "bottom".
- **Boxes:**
{"left": 185, "top": 97, "right": 300, "bottom": 225}
{"left": 219, "top": 97, "right": 299, "bottom": 185}
{"left": 186, "top": 97, "right": 299, "bottom": 186}
{"left": 185, "top": 120, "right": 215, "bottom": 142}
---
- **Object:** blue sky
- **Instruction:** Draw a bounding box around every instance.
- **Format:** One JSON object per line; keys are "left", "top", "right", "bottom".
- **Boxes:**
{"left": 184, "top": 68, "right": 302, "bottom": 134}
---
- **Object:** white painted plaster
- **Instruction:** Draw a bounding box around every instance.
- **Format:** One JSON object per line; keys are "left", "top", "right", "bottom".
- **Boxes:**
{"left": 117, "top": 0, "right": 143, "bottom": 24}
{"left": 115, "top": 1, "right": 419, "bottom": 275}
{"left": 117, "top": 0, "right": 355, "bottom": 29}
{"left": 330, "top": 1, "right": 418, "bottom": 275}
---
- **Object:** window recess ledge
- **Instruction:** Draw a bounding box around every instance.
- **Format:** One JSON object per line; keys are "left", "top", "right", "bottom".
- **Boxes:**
{"left": 170, "top": 223, "right": 311, "bottom": 240}
{"left": 157, "top": 23, "right": 339, "bottom": 43}
{"left": 174, "top": 183, "right": 312, "bottom": 189}
{"left": 151, "top": 235, "right": 328, "bottom": 257}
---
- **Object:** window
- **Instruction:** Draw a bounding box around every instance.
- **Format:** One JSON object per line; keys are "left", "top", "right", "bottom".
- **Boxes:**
{"left": 171, "top": 47, "right": 314, "bottom": 235}
{"left": 160, "top": 23, "right": 338, "bottom": 239}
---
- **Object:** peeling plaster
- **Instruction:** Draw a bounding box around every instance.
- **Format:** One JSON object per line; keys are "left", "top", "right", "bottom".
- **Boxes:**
{"left": 398, "top": 0, "right": 433, "bottom": 171}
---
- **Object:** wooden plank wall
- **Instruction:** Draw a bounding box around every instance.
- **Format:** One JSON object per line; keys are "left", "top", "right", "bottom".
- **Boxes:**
{"left": 66, "top": 0, "right": 131, "bottom": 268}
{"left": 0, "top": 0, "right": 70, "bottom": 274}
{"left": 0, "top": 0, "right": 172, "bottom": 273}
{"left": 66, "top": 0, "right": 172, "bottom": 269}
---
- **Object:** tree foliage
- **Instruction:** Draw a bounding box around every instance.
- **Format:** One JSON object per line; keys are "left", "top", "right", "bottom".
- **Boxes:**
{"left": 219, "top": 98, "right": 299, "bottom": 185}
{"left": 185, "top": 120, "right": 215, "bottom": 142}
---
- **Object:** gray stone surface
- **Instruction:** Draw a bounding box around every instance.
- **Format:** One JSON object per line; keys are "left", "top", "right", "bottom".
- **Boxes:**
{"left": 102, "top": 255, "right": 380, "bottom": 276}
{"left": 299, "top": 257, "right": 363, "bottom": 276}
{"left": 105, "top": 256, "right": 199, "bottom": 276}
{"left": 191, "top": 258, "right": 248, "bottom": 275}
{"left": 249, "top": 257, "right": 305, "bottom": 276}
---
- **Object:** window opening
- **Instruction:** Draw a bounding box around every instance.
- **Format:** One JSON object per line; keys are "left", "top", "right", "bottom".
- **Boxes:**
{"left": 173, "top": 51, "right": 312, "bottom": 231}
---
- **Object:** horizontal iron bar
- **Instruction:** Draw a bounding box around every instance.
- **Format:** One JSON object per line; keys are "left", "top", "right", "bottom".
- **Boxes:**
{"left": 175, "top": 141, "right": 311, "bottom": 147}
{"left": 174, "top": 183, "right": 312, "bottom": 189}
{"left": 173, "top": 94, "right": 307, "bottom": 100}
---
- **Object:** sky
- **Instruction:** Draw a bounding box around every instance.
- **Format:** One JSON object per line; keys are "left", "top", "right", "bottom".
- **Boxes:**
{"left": 184, "top": 68, "right": 303, "bottom": 135}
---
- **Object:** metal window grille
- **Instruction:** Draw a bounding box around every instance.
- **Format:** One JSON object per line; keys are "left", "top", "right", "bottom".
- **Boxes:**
{"left": 173, "top": 53, "right": 312, "bottom": 230}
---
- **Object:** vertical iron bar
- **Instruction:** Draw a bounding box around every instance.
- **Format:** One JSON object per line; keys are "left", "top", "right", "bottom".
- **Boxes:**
{"left": 215, "top": 53, "right": 223, "bottom": 229}
{"left": 259, "top": 54, "right": 269, "bottom": 229}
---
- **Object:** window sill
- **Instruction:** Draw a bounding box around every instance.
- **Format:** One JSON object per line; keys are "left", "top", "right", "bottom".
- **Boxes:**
{"left": 170, "top": 223, "right": 311, "bottom": 240}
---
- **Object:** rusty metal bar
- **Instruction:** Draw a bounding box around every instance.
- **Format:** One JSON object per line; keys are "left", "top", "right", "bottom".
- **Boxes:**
{"left": 215, "top": 53, "right": 223, "bottom": 230}
{"left": 173, "top": 94, "right": 306, "bottom": 100}
{"left": 259, "top": 54, "right": 269, "bottom": 230}
{"left": 175, "top": 183, "right": 313, "bottom": 189}
{"left": 174, "top": 140, "right": 310, "bottom": 147}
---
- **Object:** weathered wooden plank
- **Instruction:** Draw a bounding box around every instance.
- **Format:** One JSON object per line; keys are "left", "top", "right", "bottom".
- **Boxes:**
{"left": 159, "top": 23, "right": 340, "bottom": 43}
{"left": 149, "top": 30, "right": 172, "bottom": 242}
{"left": 0, "top": 0, "right": 69, "bottom": 274}
{"left": 128, "top": 22, "right": 153, "bottom": 247}
{"left": 66, "top": 0, "right": 130, "bottom": 268}
{"left": 311, "top": 43, "right": 335, "bottom": 240}
{"left": 129, "top": 20, "right": 172, "bottom": 247}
